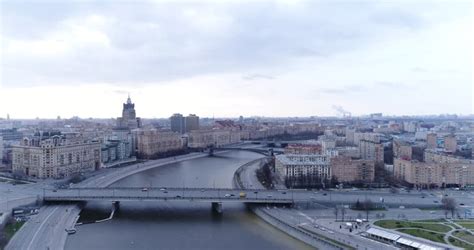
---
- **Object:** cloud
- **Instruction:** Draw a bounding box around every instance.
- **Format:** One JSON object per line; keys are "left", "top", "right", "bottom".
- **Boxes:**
{"left": 1, "top": 0, "right": 441, "bottom": 88}
{"left": 242, "top": 74, "right": 275, "bottom": 81}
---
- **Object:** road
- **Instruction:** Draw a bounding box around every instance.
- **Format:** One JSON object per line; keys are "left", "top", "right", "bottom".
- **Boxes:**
{"left": 44, "top": 187, "right": 294, "bottom": 203}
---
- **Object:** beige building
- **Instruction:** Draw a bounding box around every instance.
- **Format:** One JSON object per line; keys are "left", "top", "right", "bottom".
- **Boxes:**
{"left": 444, "top": 134, "right": 457, "bottom": 153}
{"left": 12, "top": 133, "right": 101, "bottom": 179}
{"left": 359, "top": 139, "right": 384, "bottom": 163}
{"left": 188, "top": 129, "right": 241, "bottom": 149}
{"left": 330, "top": 156, "right": 375, "bottom": 183}
{"left": 134, "top": 129, "right": 184, "bottom": 159}
{"left": 284, "top": 144, "right": 322, "bottom": 155}
{"left": 393, "top": 140, "right": 412, "bottom": 160}
{"left": 426, "top": 133, "right": 437, "bottom": 149}
{"left": 353, "top": 132, "right": 381, "bottom": 146}
{"left": 393, "top": 158, "right": 474, "bottom": 188}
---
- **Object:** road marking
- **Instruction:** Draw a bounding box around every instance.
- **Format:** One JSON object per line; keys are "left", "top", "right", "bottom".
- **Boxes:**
{"left": 27, "top": 206, "right": 59, "bottom": 250}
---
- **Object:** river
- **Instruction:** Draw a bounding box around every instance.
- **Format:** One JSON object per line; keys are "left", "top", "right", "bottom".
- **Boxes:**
{"left": 65, "top": 151, "right": 313, "bottom": 250}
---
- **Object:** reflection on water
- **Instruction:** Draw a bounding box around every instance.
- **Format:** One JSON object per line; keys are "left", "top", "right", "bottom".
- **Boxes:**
{"left": 66, "top": 151, "right": 312, "bottom": 250}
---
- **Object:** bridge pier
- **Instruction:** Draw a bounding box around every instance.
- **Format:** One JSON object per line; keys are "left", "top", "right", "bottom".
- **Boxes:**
{"left": 208, "top": 145, "right": 215, "bottom": 156}
{"left": 211, "top": 202, "right": 222, "bottom": 214}
{"left": 113, "top": 201, "right": 120, "bottom": 212}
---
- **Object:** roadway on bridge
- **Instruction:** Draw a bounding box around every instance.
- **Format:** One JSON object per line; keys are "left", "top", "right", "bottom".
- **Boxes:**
{"left": 41, "top": 187, "right": 474, "bottom": 208}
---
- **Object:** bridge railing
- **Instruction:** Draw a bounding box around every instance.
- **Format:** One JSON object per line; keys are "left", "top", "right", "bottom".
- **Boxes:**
{"left": 43, "top": 195, "right": 294, "bottom": 202}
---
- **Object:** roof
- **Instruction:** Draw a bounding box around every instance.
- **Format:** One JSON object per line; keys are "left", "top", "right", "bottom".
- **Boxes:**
{"left": 396, "top": 237, "right": 442, "bottom": 250}
{"left": 366, "top": 227, "right": 400, "bottom": 241}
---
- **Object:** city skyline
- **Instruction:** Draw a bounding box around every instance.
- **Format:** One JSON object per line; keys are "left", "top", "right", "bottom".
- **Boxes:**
{"left": 1, "top": 0, "right": 472, "bottom": 118}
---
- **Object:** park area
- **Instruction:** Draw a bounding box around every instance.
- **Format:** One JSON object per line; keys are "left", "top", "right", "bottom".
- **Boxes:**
{"left": 374, "top": 219, "right": 474, "bottom": 249}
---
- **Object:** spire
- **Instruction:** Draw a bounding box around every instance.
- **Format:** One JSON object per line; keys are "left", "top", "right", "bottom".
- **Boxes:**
{"left": 127, "top": 93, "right": 132, "bottom": 104}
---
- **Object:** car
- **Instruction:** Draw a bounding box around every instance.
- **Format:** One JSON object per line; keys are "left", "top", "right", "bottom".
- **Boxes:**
{"left": 52, "top": 190, "right": 57, "bottom": 192}
{"left": 421, "top": 196, "right": 425, "bottom": 198}
{"left": 444, "top": 194, "right": 449, "bottom": 197}
{"left": 230, "top": 194, "right": 235, "bottom": 197}
{"left": 430, "top": 211, "right": 436, "bottom": 214}
{"left": 282, "top": 192, "right": 287, "bottom": 194}
{"left": 323, "top": 193, "right": 327, "bottom": 196}
{"left": 460, "top": 203, "right": 465, "bottom": 206}
{"left": 433, "top": 200, "right": 439, "bottom": 203}
{"left": 201, "top": 189, "right": 205, "bottom": 192}
{"left": 163, "top": 191, "right": 168, "bottom": 193}
{"left": 267, "top": 195, "right": 273, "bottom": 198}
{"left": 176, "top": 195, "right": 182, "bottom": 198}
{"left": 142, "top": 188, "right": 148, "bottom": 192}
{"left": 224, "top": 194, "right": 231, "bottom": 197}
{"left": 254, "top": 191, "right": 258, "bottom": 194}
{"left": 160, "top": 188, "right": 166, "bottom": 191}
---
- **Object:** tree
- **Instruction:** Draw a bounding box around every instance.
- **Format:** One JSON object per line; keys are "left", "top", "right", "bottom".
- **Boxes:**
{"left": 441, "top": 197, "right": 457, "bottom": 218}
{"left": 361, "top": 199, "right": 375, "bottom": 221}
{"left": 341, "top": 205, "right": 346, "bottom": 222}
{"left": 390, "top": 187, "right": 399, "bottom": 194}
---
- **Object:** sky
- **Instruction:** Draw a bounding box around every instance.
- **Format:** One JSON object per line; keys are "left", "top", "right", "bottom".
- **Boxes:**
{"left": 0, "top": 0, "right": 472, "bottom": 119}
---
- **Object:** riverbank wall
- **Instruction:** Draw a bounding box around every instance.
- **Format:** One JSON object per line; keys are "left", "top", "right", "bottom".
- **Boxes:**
{"left": 232, "top": 158, "right": 349, "bottom": 250}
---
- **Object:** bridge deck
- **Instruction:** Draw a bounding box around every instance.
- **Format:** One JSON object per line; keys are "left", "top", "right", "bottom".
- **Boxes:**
{"left": 43, "top": 188, "right": 294, "bottom": 203}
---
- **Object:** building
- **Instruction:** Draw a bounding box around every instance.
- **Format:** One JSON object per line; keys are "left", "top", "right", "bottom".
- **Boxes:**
{"left": 12, "top": 132, "right": 101, "bottom": 178}
{"left": 444, "top": 134, "right": 457, "bottom": 153}
{"left": 393, "top": 140, "right": 412, "bottom": 160}
{"left": 284, "top": 144, "right": 322, "bottom": 155}
{"left": 0, "top": 128, "right": 23, "bottom": 141}
{"left": 330, "top": 156, "right": 375, "bottom": 183}
{"left": 187, "top": 129, "right": 241, "bottom": 149}
{"left": 134, "top": 129, "right": 184, "bottom": 159}
{"left": 116, "top": 95, "right": 141, "bottom": 129}
{"left": 353, "top": 132, "right": 381, "bottom": 146}
{"left": 170, "top": 113, "right": 185, "bottom": 134}
{"left": 426, "top": 133, "right": 437, "bottom": 149}
{"left": 321, "top": 138, "right": 336, "bottom": 151}
{"left": 101, "top": 139, "right": 131, "bottom": 164}
{"left": 393, "top": 157, "right": 474, "bottom": 188}
{"left": 185, "top": 114, "right": 200, "bottom": 132}
{"left": 0, "top": 136, "right": 3, "bottom": 163}
{"left": 359, "top": 140, "right": 384, "bottom": 163}
{"left": 275, "top": 154, "right": 330, "bottom": 187}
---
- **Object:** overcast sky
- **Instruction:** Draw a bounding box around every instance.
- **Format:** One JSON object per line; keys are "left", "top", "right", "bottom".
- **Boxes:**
{"left": 0, "top": 0, "right": 472, "bottom": 119}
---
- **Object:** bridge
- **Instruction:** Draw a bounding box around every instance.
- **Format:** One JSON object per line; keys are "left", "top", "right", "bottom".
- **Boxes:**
{"left": 43, "top": 187, "right": 294, "bottom": 213}
{"left": 207, "top": 146, "right": 284, "bottom": 156}
{"left": 43, "top": 187, "right": 293, "bottom": 203}
{"left": 43, "top": 187, "right": 450, "bottom": 212}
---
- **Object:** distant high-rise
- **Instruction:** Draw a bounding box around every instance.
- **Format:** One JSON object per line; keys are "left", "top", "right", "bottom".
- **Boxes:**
{"left": 444, "top": 134, "right": 457, "bottom": 153}
{"left": 185, "top": 114, "right": 199, "bottom": 132}
{"left": 426, "top": 133, "right": 437, "bottom": 149}
{"left": 122, "top": 95, "right": 136, "bottom": 120}
{"left": 170, "top": 113, "right": 185, "bottom": 134}
{"left": 116, "top": 95, "right": 141, "bottom": 129}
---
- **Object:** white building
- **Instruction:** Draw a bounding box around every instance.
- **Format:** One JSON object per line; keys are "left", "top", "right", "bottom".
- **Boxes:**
{"left": 275, "top": 154, "right": 330, "bottom": 187}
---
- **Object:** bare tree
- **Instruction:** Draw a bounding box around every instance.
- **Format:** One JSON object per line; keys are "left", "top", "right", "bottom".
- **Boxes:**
{"left": 441, "top": 197, "right": 457, "bottom": 218}
{"left": 341, "top": 206, "right": 346, "bottom": 222}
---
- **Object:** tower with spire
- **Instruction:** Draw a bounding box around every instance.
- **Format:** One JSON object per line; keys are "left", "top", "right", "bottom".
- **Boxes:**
{"left": 122, "top": 94, "right": 136, "bottom": 121}
{"left": 116, "top": 95, "right": 141, "bottom": 129}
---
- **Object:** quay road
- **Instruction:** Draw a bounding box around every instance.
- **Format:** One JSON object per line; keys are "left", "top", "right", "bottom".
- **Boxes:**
{"left": 42, "top": 186, "right": 474, "bottom": 208}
